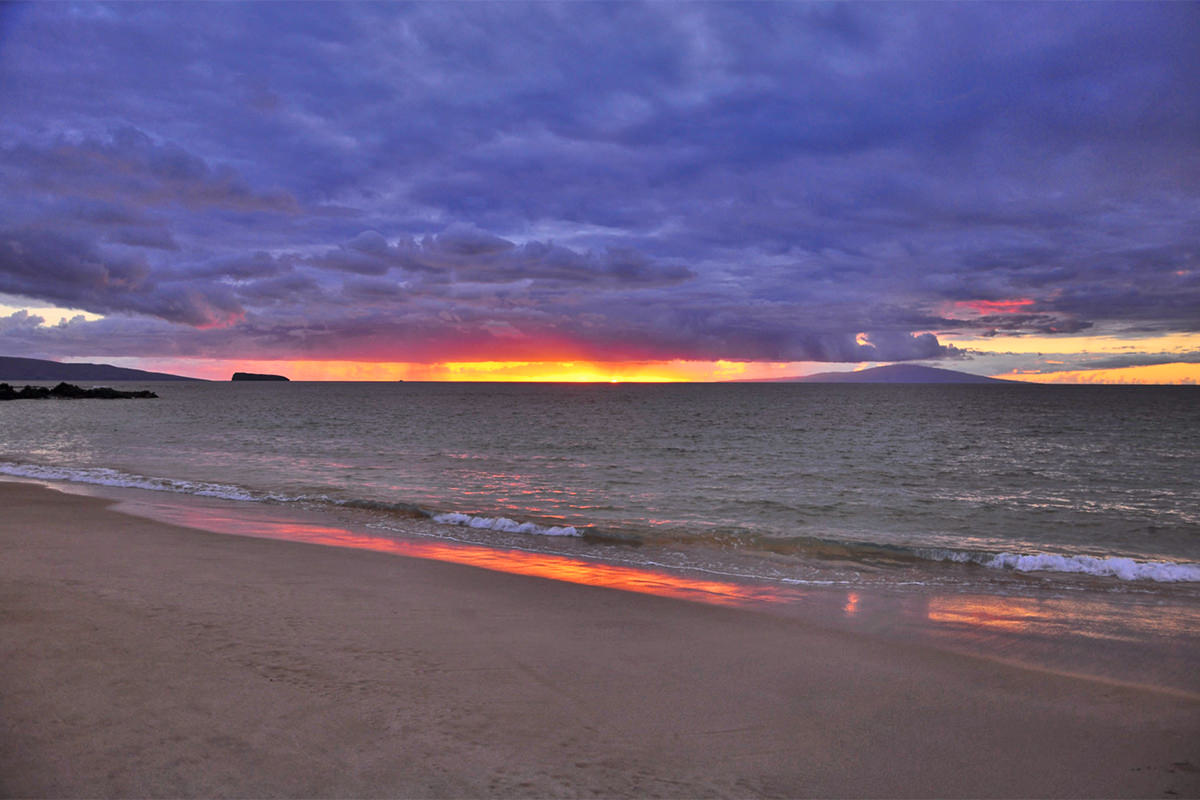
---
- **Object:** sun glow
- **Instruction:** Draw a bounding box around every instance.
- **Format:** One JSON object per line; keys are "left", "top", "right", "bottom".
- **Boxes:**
{"left": 114, "top": 358, "right": 823, "bottom": 382}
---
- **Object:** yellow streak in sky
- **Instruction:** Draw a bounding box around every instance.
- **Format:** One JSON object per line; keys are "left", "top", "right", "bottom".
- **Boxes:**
{"left": 945, "top": 331, "right": 1200, "bottom": 356}
{"left": 55, "top": 356, "right": 1200, "bottom": 384}
{"left": 0, "top": 302, "right": 103, "bottom": 325}
{"left": 996, "top": 363, "right": 1199, "bottom": 385}
{"left": 129, "top": 358, "right": 820, "bottom": 382}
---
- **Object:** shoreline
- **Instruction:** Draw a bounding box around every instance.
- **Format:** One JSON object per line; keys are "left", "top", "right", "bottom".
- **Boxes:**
{"left": 2, "top": 480, "right": 1197, "bottom": 797}
{"left": 10, "top": 473, "right": 1200, "bottom": 697}
{"left": 3, "top": 454, "right": 1197, "bottom": 591}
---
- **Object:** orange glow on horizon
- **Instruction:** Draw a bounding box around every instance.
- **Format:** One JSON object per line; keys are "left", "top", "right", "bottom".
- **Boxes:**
{"left": 119, "top": 357, "right": 825, "bottom": 383}
{"left": 82, "top": 329, "right": 1200, "bottom": 385}
{"left": 97, "top": 354, "right": 1200, "bottom": 384}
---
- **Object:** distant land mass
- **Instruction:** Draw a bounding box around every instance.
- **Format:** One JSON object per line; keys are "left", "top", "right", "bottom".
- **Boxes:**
{"left": 0, "top": 356, "right": 201, "bottom": 382}
{"left": 751, "top": 364, "right": 1014, "bottom": 384}
{"left": 231, "top": 372, "right": 290, "bottom": 381}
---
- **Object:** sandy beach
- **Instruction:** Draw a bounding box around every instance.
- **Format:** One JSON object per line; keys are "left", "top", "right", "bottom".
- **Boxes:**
{"left": 1, "top": 481, "right": 1197, "bottom": 798}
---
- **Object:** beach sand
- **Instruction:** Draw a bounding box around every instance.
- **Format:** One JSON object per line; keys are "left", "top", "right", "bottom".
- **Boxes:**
{"left": 1, "top": 481, "right": 1196, "bottom": 798}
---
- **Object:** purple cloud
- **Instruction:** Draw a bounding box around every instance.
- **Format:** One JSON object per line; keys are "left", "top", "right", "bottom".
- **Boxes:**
{"left": 0, "top": 2, "right": 1196, "bottom": 366}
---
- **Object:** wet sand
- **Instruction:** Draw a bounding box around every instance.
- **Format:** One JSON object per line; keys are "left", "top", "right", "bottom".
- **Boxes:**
{"left": 1, "top": 481, "right": 1197, "bottom": 798}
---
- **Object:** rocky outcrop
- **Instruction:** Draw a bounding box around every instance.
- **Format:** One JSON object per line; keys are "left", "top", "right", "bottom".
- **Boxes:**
{"left": 231, "top": 372, "right": 290, "bottom": 381}
{"left": 0, "top": 382, "right": 158, "bottom": 400}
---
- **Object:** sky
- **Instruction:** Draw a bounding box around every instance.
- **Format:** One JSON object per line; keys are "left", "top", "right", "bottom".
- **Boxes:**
{"left": 0, "top": 2, "right": 1197, "bottom": 383}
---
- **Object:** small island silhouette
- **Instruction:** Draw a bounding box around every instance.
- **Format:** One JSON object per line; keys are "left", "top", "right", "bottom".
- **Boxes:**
{"left": 231, "top": 372, "right": 290, "bottom": 382}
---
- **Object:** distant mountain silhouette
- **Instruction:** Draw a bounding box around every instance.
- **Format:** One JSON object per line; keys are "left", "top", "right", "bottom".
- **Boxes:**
{"left": 0, "top": 356, "right": 202, "bottom": 381}
{"left": 762, "top": 364, "right": 1012, "bottom": 384}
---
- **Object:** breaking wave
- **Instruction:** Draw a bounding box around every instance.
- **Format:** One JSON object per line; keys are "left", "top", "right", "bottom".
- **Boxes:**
{"left": 0, "top": 461, "right": 265, "bottom": 501}
{"left": 0, "top": 460, "right": 581, "bottom": 539}
{"left": 919, "top": 548, "right": 1200, "bottom": 583}
{"left": 431, "top": 511, "right": 580, "bottom": 537}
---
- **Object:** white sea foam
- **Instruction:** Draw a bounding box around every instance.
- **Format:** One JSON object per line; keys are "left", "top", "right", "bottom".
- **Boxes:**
{"left": 432, "top": 511, "right": 580, "bottom": 537}
{"left": 0, "top": 461, "right": 580, "bottom": 539}
{"left": 985, "top": 552, "right": 1200, "bottom": 582}
{"left": 0, "top": 462, "right": 261, "bottom": 502}
{"left": 919, "top": 546, "right": 1200, "bottom": 583}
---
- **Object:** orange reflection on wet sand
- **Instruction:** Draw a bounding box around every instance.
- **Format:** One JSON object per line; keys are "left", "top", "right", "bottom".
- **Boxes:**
{"left": 165, "top": 508, "right": 800, "bottom": 609}
{"left": 843, "top": 592, "right": 860, "bottom": 617}
{"left": 927, "top": 595, "right": 1044, "bottom": 632}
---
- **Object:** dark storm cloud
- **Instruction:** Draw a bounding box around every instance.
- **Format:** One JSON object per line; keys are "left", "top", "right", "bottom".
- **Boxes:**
{"left": 0, "top": 228, "right": 243, "bottom": 327}
{"left": 3, "top": 128, "right": 301, "bottom": 215}
{"left": 1, "top": 2, "right": 1197, "bottom": 363}
{"left": 311, "top": 228, "right": 695, "bottom": 287}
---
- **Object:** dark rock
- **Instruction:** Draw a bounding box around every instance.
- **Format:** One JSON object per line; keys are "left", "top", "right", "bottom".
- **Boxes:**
{"left": 0, "top": 383, "right": 50, "bottom": 400}
{"left": 0, "top": 382, "right": 157, "bottom": 400}
{"left": 231, "top": 372, "right": 290, "bottom": 381}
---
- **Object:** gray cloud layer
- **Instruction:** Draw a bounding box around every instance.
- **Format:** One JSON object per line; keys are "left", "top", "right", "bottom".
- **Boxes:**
{"left": 0, "top": 2, "right": 1197, "bottom": 364}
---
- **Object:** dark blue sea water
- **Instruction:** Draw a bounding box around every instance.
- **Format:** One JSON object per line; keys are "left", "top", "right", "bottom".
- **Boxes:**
{"left": 2, "top": 382, "right": 1197, "bottom": 594}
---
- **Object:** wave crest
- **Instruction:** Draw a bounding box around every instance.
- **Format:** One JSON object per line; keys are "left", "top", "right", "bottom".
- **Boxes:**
{"left": 0, "top": 462, "right": 261, "bottom": 501}
{"left": 919, "top": 547, "right": 1200, "bottom": 583}
{"left": 3, "top": 460, "right": 1194, "bottom": 582}
{"left": 432, "top": 511, "right": 580, "bottom": 537}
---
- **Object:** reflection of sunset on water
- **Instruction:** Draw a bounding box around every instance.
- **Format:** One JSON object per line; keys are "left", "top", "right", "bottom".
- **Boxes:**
{"left": 57, "top": 485, "right": 1197, "bottom": 697}
{"left": 926, "top": 595, "right": 1044, "bottom": 632}
{"left": 164, "top": 508, "right": 800, "bottom": 608}
{"left": 926, "top": 592, "right": 1199, "bottom": 643}
{"left": 843, "top": 592, "right": 860, "bottom": 617}
{"left": 109, "top": 497, "right": 1200, "bottom": 695}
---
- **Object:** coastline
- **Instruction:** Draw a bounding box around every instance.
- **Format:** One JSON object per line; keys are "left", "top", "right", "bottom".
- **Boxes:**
{"left": 2, "top": 480, "right": 1197, "bottom": 797}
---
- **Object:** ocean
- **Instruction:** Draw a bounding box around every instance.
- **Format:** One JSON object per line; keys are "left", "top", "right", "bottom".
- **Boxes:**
{"left": 9, "top": 379, "right": 1200, "bottom": 578}
{"left": 2, "top": 381, "right": 1198, "bottom": 589}
{"left": 4, "top": 380, "right": 1199, "bottom": 689}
